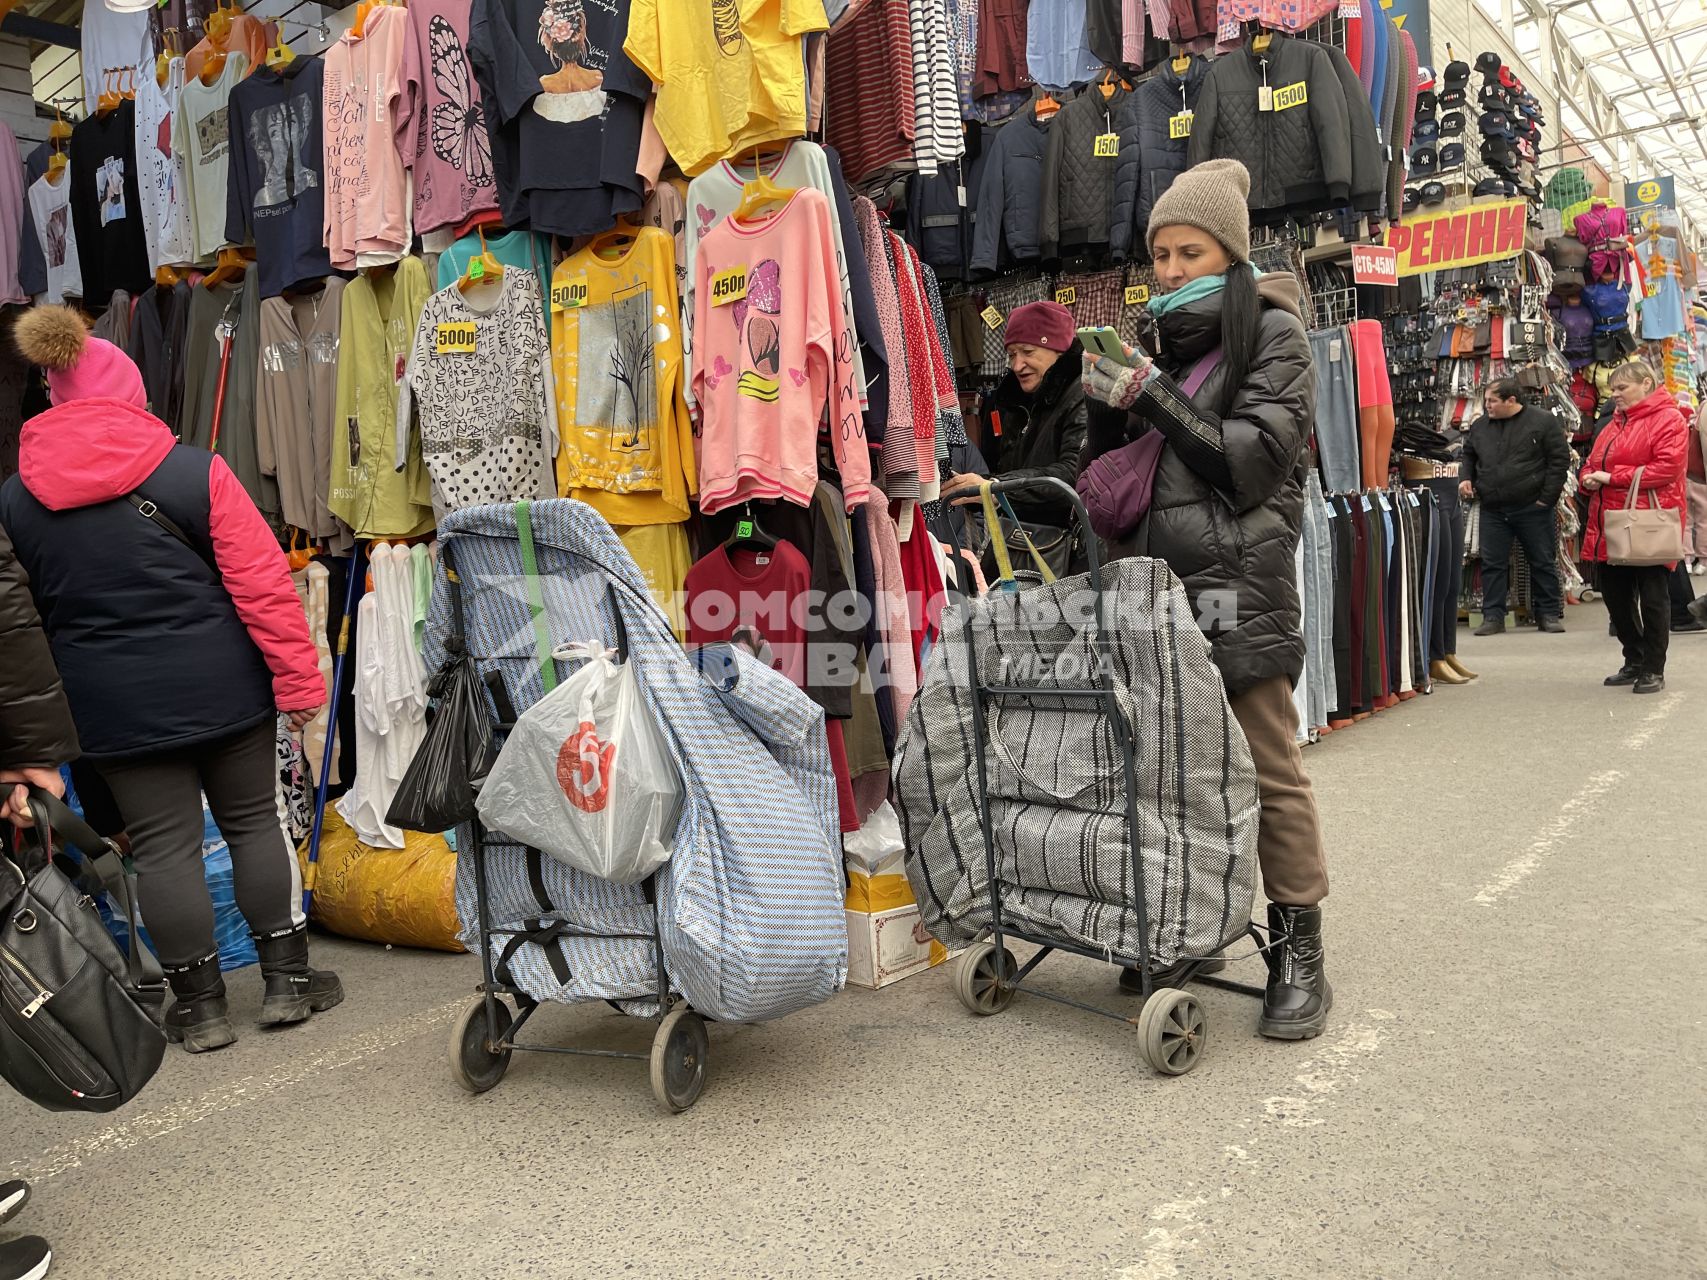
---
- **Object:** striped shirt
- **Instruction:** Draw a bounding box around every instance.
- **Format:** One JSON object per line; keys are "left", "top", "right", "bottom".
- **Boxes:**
{"left": 909, "top": 0, "right": 966, "bottom": 174}
{"left": 825, "top": 0, "right": 916, "bottom": 186}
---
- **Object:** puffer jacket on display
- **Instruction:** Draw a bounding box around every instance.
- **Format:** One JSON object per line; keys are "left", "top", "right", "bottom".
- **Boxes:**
{"left": 970, "top": 110, "right": 1051, "bottom": 274}
{"left": 1109, "top": 55, "right": 1209, "bottom": 262}
{"left": 0, "top": 521, "right": 79, "bottom": 771}
{"left": 1041, "top": 84, "right": 1136, "bottom": 260}
{"left": 1188, "top": 33, "right": 1383, "bottom": 216}
{"left": 1581, "top": 386, "right": 1690, "bottom": 565}
{"left": 1080, "top": 273, "right": 1315, "bottom": 695}
{"left": 907, "top": 133, "right": 990, "bottom": 282}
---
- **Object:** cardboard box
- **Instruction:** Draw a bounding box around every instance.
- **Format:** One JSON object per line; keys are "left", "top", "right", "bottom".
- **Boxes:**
{"left": 846, "top": 904, "right": 953, "bottom": 989}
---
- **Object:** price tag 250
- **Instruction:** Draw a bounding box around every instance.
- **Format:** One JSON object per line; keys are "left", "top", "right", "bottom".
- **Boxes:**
{"left": 1124, "top": 284, "right": 1150, "bottom": 306}
{"left": 710, "top": 266, "right": 748, "bottom": 306}
{"left": 435, "top": 321, "right": 478, "bottom": 356}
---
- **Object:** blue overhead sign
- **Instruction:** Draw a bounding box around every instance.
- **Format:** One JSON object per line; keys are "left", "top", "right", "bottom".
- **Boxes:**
{"left": 1624, "top": 176, "right": 1676, "bottom": 211}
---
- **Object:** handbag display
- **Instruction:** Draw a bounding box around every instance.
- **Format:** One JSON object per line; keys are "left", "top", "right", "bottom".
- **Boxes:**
{"left": 0, "top": 790, "right": 166, "bottom": 1113}
{"left": 1603, "top": 466, "right": 1686, "bottom": 566}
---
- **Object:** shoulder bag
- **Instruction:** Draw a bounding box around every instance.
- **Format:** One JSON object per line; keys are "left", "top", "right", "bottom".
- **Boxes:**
{"left": 1603, "top": 465, "right": 1685, "bottom": 566}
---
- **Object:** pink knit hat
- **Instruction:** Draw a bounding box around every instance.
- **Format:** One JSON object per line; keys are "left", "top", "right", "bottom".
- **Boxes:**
{"left": 14, "top": 306, "right": 147, "bottom": 408}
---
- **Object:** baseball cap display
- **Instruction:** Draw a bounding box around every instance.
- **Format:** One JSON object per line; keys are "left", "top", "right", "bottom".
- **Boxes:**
{"left": 1439, "top": 142, "right": 1466, "bottom": 169}
{"left": 1416, "top": 89, "right": 1439, "bottom": 117}
{"left": 1440, "top": 112, "right": 1466, "bottom": 136}
{"left": 1410, "top": 144, "right": 1439, "bottom": 175}
{"left": 1475, "top": 51, "right": 1502, "bottom": 77}
{"left": 1419, "top": 181, "right": 1447, "bottom": 206}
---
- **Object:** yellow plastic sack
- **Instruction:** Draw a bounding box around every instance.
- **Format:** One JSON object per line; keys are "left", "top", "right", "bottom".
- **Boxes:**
{"left": 297, "top": 811, "right": 465, "bottom": 952}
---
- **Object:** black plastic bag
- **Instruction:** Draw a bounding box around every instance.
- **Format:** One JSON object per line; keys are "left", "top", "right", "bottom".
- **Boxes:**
{"left": 386, "top": 547, "right": 496, "bottom": 832}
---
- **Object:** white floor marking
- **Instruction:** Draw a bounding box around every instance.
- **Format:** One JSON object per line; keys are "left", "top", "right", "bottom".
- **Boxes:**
{"left": 1623, "top": 694, "right": 1681, "bottom": 750}
{"left": 7, "top": 998, "right": 465, "bottom": 1183}
{"left": 1472, "top": 770, "right": 1624, "bottom": 906}
{"left": 1261, "top": 1013, "right": 1391, "bottom": 1128}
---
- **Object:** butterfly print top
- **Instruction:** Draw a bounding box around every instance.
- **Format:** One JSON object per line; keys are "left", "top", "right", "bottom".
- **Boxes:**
{"left": 395, "top": 0, "right": 500, "bottom": 237}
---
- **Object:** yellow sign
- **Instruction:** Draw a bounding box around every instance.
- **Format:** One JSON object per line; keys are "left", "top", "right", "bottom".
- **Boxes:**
{"left": 1637, "top": 180, "right": 1662, "bottom": 206}
{"left": 1385, "top": 198, "right": 1527, "bottom": 277}
{"left": 1124, "top": 284, "right": 1150, "bottom": 306}
{"left": 1093, "top": 132, "right": 1119, "bottom": 158}
{"left": 1055, "top": 286, "right": 1077, "bottom": 305}
{"left": 434, "top": 322, "right": 477, "bottom": 355}
{"left": 1168, "top": 112, "right": 1193, "bottom": 139}
{"left": 1273, "top": 81, "right": 1309, "bottom": 112}
{"left": 980, "top": 304, "right": 1004, "bottom": 330}
{"left": 551, "top": 276, "right": 589, "bottom": 312}
{"left": 709, "top": 266, "right": 748, "bottom": 306}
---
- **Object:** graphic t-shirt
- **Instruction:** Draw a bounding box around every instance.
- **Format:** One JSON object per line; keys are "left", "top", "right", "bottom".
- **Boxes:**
{"left": 27, "top": 174, "right": 82, "bottom": 304}
{"left": 177, "top": 53, "right": 251, "bottom": 261}
{"left": 134, "top": 57, "right": 195, "bottom": 270}
{"left": 80, "top": 0, "right": 151, "bottom": 112}
{"left": 623, "top": 0, "right": 828, "bottom": 177}
{"left": 400, "top": 271, "right": 555, "bottom": 512}
{"left": 68, "top": 102, "right": 151, "bottom": 308}
{"left": 395, "top": 0, "right": 501, "bottom": 237}
{"left": 551, "top": 226, "right": 696, "bottom": 525}
{"left": 226, "top": 56, "right": 334, "bottom": 297}
{"left": 323, "top": 6, "right": 412, "bottom": 270}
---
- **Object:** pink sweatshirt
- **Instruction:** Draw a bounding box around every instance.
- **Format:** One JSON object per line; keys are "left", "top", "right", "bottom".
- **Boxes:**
{"left": 690, "top": 187, "right": 869, "bottom": 515}
{"left": 324, "top": 5, "right": 411, "bottom": 269}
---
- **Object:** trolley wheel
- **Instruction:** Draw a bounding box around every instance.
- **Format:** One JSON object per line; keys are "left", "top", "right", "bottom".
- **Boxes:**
{"left": 450, "top": 997, "right": 513, "bottom": 1094}
{"left": 1580, "top": 588, "right": 1600, "bottom": 603}
{"left": 953, "top": 941, "right": 1018, "bottom": 1016}
{"left": 650, "top": 1007, "right": 709, "bottom": 1113}
{"left": 1137, "top": 988, "right": 1206, "bottom": 1076}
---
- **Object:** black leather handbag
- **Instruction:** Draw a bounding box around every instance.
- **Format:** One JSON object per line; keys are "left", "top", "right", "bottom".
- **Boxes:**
{"left": 0, "top": 791, "right": 166, "bottom": 1113}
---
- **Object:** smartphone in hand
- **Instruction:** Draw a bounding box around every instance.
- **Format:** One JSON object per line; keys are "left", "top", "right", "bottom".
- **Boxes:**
{"left": 1076, "top": 326, "right": 1132, "bottom": 365}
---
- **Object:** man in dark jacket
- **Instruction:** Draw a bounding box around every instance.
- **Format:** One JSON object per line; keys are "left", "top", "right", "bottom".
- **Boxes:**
{"left": 1461, "top": 378, "right": 1570, "bottom": 633}
{"left": 0, "top": 518, "right": 75, "bottom": 1280}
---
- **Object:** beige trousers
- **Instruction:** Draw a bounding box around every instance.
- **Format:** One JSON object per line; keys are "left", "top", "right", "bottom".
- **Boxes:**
{"left": 1226, "top": 675, "right": 1330, "bottom": 906}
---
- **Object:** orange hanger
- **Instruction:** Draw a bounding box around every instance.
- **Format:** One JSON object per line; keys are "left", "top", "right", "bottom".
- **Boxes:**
{"left": 351, "top": 0, "right": 377, "bottom": 39}
{"left": 96, "top": 69, "right": 122, "bottom": 116}
{"left": 120, "top": 67, "right": 136, "bottom": 100}
{"left": 203, "top": 246, "right": 251, "bottom": 289}
{"left": 590, "top": 219, "right": 640, "bottom": 259}
{"left": 45, "top": 151, "right": 68, "bottom": 185}
{"left": 155, "top": 265, "right": 182, "bottom": 287}
{"left": 157, "top": 27, "right": 180, "bottom": 87}
{"left": 1170, "top": 45, "right": 1191, "bottom": 74}
{"left": 1097, "top": 68, "right": 1129, "bottom": 99}
{"left": 458, "top": 225, "right": 503, "bottom": 292}
{"left": 265, "top": 30, "right": 296, "bottom": 70}
{"left": 47, "top": 107, "right": 70, "bottom": 147}
{"left": 1252, "top": 28, "right": 1273, "bottom": 52}
{"left": 1034, "top": 90, "right": 1060, "bottom": 119}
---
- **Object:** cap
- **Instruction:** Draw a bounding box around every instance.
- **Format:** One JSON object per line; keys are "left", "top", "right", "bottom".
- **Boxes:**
{"left": 1420, "top": 181, "right": 1447, "bottom": 206}
{"left": 1412, "top": 117, "right": 1440, "bottom": 143}
{"left": 1473, "top": 176, "right": 1517, "bottom": 198}
{"left": 1440, "top": 141, "right": 1466, "bottom": 169}
{"left": 1440, "top": 112, "right": 1466, "bottom": 136}
{"left": 1479, "top": 111, "right": 1514, "bottom": 137}
{"left": 1410, "top": 144, "right": 1438, "bottom": 175}
{"left": 1475, "top": 51, "right": 1502, "bottom": 77}
{"left": 1403, "top": 187, "right": 1420, "bottom": 214}
{"left": 1444, "top": 59, "right": 1470, "bottom": 84}
{"left": 1415, "top": 89, "right": 1439, "bottom": 117}
{"left": 1440, "top": 86, "right": 1468, "bottom": 109}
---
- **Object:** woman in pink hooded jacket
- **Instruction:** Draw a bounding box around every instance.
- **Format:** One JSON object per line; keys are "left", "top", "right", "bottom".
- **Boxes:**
{"left": 0, "top": 306, "right": 341, "bottom": 1053}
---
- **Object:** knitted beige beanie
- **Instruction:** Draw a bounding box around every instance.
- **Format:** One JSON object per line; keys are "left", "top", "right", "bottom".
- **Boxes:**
{"left": 1146, "top": 159, "right": 1253, "bottom": 263}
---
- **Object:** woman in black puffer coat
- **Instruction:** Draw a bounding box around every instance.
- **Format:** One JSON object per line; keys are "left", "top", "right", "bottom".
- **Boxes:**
{"left": 1079, "top": 159, "right": 1330, "bottom": 1042}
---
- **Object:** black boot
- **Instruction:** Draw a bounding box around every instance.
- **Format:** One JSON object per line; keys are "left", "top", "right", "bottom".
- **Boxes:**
{"left": 253, "top": 925, "right": 344, "bottom": 1028}
{"left": 1259, "top": 904, "right": 1332, "bottom": 1040}
{"left": 161, "top": 954, "right": 237, "bottom": 1053}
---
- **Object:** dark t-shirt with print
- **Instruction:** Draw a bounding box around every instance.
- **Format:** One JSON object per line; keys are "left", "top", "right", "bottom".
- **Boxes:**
{"left": 226, "top": 56, "right": 335, "bottom": 299}
{"left": 68, "top": 103, "right": 151, "bottom": 310}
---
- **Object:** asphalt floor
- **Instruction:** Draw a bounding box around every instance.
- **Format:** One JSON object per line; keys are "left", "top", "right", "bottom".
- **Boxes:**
{"left": 2, "top": 601, "right": 1702, "bottom": 1279}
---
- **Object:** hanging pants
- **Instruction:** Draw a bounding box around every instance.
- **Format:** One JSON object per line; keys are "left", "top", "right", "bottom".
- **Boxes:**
{"left": 1227, "top": 675, "right": 1331, "bottom": 908}
{"left": 1418, "top": 478, "right": 1464, "bottom": 659}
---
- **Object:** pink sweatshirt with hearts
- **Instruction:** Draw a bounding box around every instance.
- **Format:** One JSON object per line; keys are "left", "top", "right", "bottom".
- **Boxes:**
{"left": 690, "top": 188, "right": 869, "bottom": 516}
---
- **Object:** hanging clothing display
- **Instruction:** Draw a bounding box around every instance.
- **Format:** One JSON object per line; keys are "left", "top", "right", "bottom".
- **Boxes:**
{"left": 329, "top": 257, "right": 436, "bottom": 539}
{"left": 79, "top": 0, "right": 151, "bottom": 111}
{"left": 550, "top": 227, "right": 696, "bottom": 525}
{"left": 135, "top": 56, "right": 195, "bottom": 272}
{"left": 466, "top": 0, "right": 650, "bottom": 237}
{"left": 400, "top": 270, "right": 555, "bottom": 513}
{"left": 395, "top": 0, "right": 502, "bottom": 238}
{"left": 257, "top": 278, "right": 348, "bottom": 541}
{"left": 0, "top": 123, "right": 25, "bottom": 306}
{"left": 907, "top": 0, "right": 965, "bottom": 174}
{"left": 1026, "top": 0, "right": 1100, "bottom": 89}
{"left": 182, "top": 274, "right": 277, "bottom": 521}
{"left": 68, "top": 102, "right": 152, "bottom": 309}
{"left": 970, "top": 109, "right": 1050, "bottom": 273}
{"left": 178, "top": 53, "right": 251, "bottom": 262}
{"left": 26, "top": 173, "right": 81, "bottom": 305}
{"left": 127, "top": 280, "right": 192, "bottom": 428}
{"left": 324, "top": 10, "right": 412, "bottom": 270}
{"left": 823, "top": 0, "right": 915, "bottom": 186}
{"left": 689, "top": 190, "right": 869, "bottom": 515}
{"left": 1040, "top": 83, "right": 1133, "bottom": 261}
{"left": 226, "top": 56, "right": 335, "bottom": 297}
{"left": 18, "top": 141, "right": 50, "bottom": 300}
{"left": 623, "top": 0, "right": 828, "bottom": 178}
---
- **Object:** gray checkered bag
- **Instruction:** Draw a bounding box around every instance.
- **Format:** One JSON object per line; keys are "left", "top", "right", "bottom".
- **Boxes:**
{"left": 894, "top": 559, "right": 1260, "bottom": 967}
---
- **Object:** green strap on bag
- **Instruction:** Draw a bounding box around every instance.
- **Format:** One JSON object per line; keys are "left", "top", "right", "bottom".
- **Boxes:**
{"left": 977, "top": 481, "right": 1058, "bottom": 586}
{"left": 515, "top": 501, "right": 558, "bottom": 692}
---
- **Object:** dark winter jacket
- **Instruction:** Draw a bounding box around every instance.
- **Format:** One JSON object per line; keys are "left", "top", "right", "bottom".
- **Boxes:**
{"left": 1461, "top": 406, "right": 1571, "bottom": 509}
{"left": 1110, "top": 55, "right": 1209, "bottom": 262}
{"left": 0, "top": 399, "right": 322, "bottom": 760}
{"left": 907, "top": 131, "right": 990, "bottom": 282}
{"left": 0, "top": 520, "right": 78, "bottom": 771}
{"left": 1188, "top": 33, "right": 1383, "bottom": 217}
{"left": 984, "top": 339, "right": 1090, "bottom": 526}
{"left": 1080, "top": 274, "right": 1315, "bottom": 695}
{"left": 1041, "top": 85, "right": 1137, "bottom": 261}
{"left": 971, "top": 111, "right": 1051, "bottom": 274}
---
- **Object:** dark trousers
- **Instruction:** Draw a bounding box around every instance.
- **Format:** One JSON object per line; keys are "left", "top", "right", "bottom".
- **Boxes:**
{"left": 1599, "top": 563, "right": 1671, "bottom": 677}
{"left": 1420, "top": 479, "right": 1464, "bottom": 659}
{"left": 98, "top": 719, "right": 302, "bottom": 970}
{"left": 1479, "top": 503, "right": 1563, "bottom": 621}
{"left": 1668, "top": 559, "right": 1697, "bottom": 623}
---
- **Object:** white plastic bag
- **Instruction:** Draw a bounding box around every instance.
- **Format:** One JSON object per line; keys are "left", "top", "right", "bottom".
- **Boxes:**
{"left": 476, "top": 645, "right": 682, "bottom": 884}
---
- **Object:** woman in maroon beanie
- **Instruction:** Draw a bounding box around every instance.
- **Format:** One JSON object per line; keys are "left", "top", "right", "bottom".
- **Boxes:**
{"left": 946, "top": 300, "right": 1087, "bottom": 529}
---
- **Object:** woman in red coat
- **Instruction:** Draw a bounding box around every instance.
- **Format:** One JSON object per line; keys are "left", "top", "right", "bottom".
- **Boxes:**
{"left": 1580, "top": 360, "right": 1689, "bottom": 694}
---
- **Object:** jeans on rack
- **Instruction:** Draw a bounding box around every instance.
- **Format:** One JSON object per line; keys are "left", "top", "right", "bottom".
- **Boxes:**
{"left": 1418, "top": 478, "right": 1463, "bottom": 659}
{"left": 1478, "top": 502, "right": 1563, "bottom": 622}
{"left": 1310, "top": 328, "right": 1361, "bottom": 495}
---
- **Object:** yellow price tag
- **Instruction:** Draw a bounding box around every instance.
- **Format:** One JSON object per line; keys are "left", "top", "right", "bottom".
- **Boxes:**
{"left": 1168, "top": 111, "right": 1193, "bottom": 139}
{"left": 1092, "top": 132, "right": 1119, "bottom": 158}
{"left": 1273, "top": 81, "right": 1308, "bottom": 112}
{"left": 434, "top": 321, "right": 478, "bottom": 356}
{"left": 1124, "top": 284, "right": 1150, "bottom": 306}
{"left": 980, "top": 304, "right": 1004, "bottom": 330}
{"left": 1055, "top": 286, "right": 1077, "bottom": 306}
{"left": 710, "top": 265, "right": 748, "bottom": 306}
{"left": 551, "top": 275, "right": 589, "bottom": 312}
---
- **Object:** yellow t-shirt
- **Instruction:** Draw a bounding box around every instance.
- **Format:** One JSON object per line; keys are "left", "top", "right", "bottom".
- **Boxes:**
{"left": 624, "top": 0, "right": 828, "bottom": 177}
{"left": 551, "top": 226, "right": 697, "bottom": 525}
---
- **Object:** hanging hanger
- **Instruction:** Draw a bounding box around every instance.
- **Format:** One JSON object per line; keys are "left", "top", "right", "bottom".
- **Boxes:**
{"left": 350, "top": 0, "right": 377, "bottom": 39}
{"left": 1097, "top": 67, "right": 1130, "bottom": 99}
{"left": 724, "top": 503, "right": 778, "bottom": 553}
{"left": 265, "top": 29, "right": 296, "bottom": 70}
{"left": 203, "top": 246, "right": 251, "bottom": 289}
{"left": 120, "top": 66, "right": 136, "bottom": 101}
{"left": 156, "top": 28, "right": 178, "bottom": 88}
{"left": 590, "top": 218, "right": 640, "bottom": 259}
{"left": 1170, "top": 43, "right": 1191, "bottom": 75}
{"left": 1033, "top": 86, "right": 1060, "bottom": 119}
{"left": 1252, "top": 23, "right": 1274, "bottom": 53}
{"left": 48, "top": 106, "right": 71, "bottom": 148}
{"left": 45, "top": 150, "right": 68, "bottom": 184}
{"left": 457, "top": 224, "right": 503, "bottom": 293}
{"left": 732, "top": 146, "right": 795, "bottom": 223}
{"left": 155, "top": 265, "right": 182, "bottom": 288}
{"left": 96, "top": 69, "right": 122, "bottom": 116}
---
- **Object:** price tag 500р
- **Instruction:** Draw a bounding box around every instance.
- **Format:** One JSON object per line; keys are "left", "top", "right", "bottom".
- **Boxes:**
{"left": 435, "top": 322, "right": 478, "bottom": 355}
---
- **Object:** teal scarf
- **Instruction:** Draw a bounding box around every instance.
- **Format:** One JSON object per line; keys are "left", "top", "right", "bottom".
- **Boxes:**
{"left": 1148, "top": 263, "right": 1262, "bottom": 317}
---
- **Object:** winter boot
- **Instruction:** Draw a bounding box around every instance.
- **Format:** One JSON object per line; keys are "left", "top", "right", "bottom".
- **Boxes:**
{"left": 254, "top": 925, "right": 345, "bottom": 1028}
{"left": 1259, "top": 903, "right": 1332, "bottom": 1041}
{"left": 161, "top": 954, "right": 237, "bottom": 1053}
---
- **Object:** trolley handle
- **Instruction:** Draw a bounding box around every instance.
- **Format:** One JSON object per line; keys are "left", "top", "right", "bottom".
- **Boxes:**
{"left": 938, "top": 475, "right": 1109, "bottom": 595}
